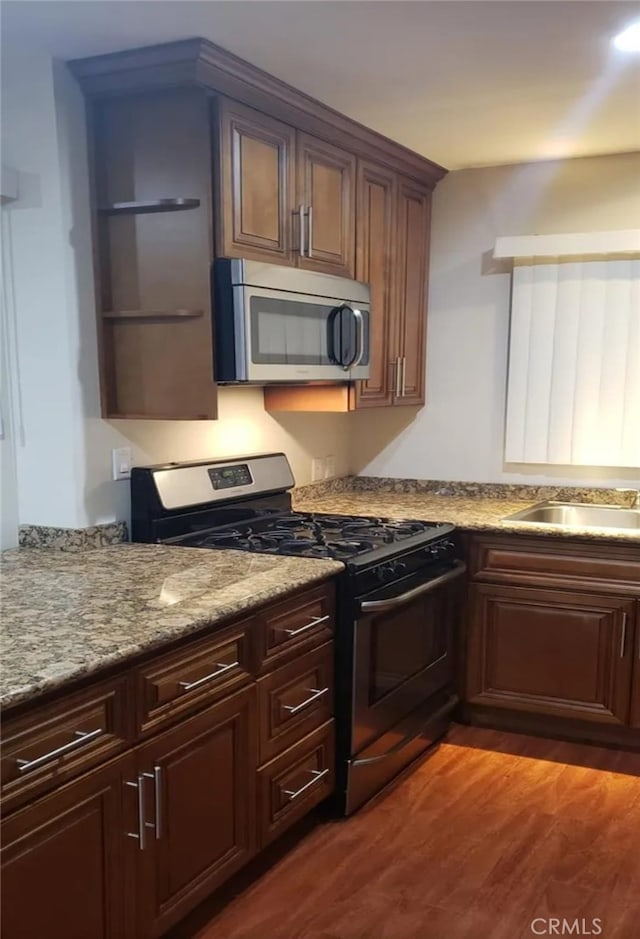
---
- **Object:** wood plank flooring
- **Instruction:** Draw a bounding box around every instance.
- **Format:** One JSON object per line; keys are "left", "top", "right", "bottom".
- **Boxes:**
{"left": 171, "top": 725, "right": 640, "bottom": 939}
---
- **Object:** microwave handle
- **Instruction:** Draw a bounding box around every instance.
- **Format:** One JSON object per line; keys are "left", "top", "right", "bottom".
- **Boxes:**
{"left": 350, "top": 308, "right": 365, "bottom": 369}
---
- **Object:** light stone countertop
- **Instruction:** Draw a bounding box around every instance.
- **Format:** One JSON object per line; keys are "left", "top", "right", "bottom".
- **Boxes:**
{"left": 0, "top": 544, "right": 343, "bottom": 710}
{"left": 294, "top": 490, "right": 640, "bottom": 546}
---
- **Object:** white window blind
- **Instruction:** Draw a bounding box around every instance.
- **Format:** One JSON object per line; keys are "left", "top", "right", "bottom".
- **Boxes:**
{"left": 504, "top": 258, "right": 640, "bottom": 468}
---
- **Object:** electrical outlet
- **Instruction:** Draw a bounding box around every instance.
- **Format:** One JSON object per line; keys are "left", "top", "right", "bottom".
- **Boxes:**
{"left": 111, "top": 447, "right": 132, "bottom": 481}
{"left": 311, "top": 457, "right": 325, "bottom": 482}
{"left": 324, "top": 455, "right": 336, "bottom": 479}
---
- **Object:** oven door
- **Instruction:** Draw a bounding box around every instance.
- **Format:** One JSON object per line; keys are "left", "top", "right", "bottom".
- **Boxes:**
{"left": 352, "top": 561, "right": 466, "bottom": 755}
{"left": 240, "top": 286, "right": 370, "bottom": 382}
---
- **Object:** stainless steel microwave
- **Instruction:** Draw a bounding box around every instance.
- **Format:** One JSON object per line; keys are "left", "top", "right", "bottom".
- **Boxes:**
{"left": 212, "top": 258, "right": 371, "bottom": 383}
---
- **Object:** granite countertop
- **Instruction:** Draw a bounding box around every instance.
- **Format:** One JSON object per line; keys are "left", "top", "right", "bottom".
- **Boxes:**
{"left": 293, "top": 488, "right": 640, "bottom": 546}
{"left": 0, "top": 544, "right": 343, "bottom": 710}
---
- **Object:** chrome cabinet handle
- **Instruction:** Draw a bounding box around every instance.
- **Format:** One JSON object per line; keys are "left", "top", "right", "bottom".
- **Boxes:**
{"left": 152, "top": 766, "right": 162, "bottom": 840}
{"left": 282, "top": 687, "right": 329, "bottom": 716}
{"left": 275, "top": 614, "right": 330, "bottom": 637}
{"left": 178, "top": 660, "right": 238, "bottom": 692}
{"left": 620, "top": 612, "right": 628, "bottom": 658}
{"left": 16, "top": 728, "right": 103, "bottom": 774}
{"left": 307, "top": 205, "right": 313, "bottom": 258}
{"left": 125, "top": 774, "right": 151, "bottom": 850}
{"left": 360, "top": 561, "right": 467, "bottom": 613}
{"left": 395, "top": 357, "right": 401, "bottom": 397}
{"left": 283, "top": 767, "right": 329, "bottom": 801}
{"left": 401, "top": 356, "right": 407, "bottom": 396}
{"left": 298, "top": 204, "right": 306, "bottom": 256}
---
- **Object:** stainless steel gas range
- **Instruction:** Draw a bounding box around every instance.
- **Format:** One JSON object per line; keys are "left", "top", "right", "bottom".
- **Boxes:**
{"left": 131, "top": 453, "right": 466, "bottom": 815}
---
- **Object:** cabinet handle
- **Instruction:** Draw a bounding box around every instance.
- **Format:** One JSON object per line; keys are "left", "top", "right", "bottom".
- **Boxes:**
{"left": 298, "top": 204, "right": 306, "bottom": 256}
{"left": 15, "top": 728, "right": 103, "bottom": 774}
{"left": 620, "top": 612, "right": 628, "bottom": 658}
{"left": 152, "top": 766, "right": 162, "bottom": 840}
{"left": 395, "top": 358, "right": 402, "bottom": 397}
{"left": 283, "top": 767, "right": 329, "bottom": 801}
{"left": 282, "top": 687, "right": 329, "bottom": 715}
{"left": 275, "top": 614, "right": 330, "bottom": 637}
{"left": 307, "top": 205, "right": 313, "bottom": 258}
{"left": 178, "top": 660, "right": 238, "bottom": 692}
{"left": 401, "top": 356, "right": 407, "bottom": 397}
{"left": 125, "top": 774, "right": 149, "bottom": 850}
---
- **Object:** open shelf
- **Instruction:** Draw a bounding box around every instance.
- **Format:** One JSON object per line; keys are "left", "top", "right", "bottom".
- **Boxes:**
{"left": 102, "top": 309, "right": 204, "bottom": 320}
{"left": 98, "top": 198, "right": 201, "bottom": 216}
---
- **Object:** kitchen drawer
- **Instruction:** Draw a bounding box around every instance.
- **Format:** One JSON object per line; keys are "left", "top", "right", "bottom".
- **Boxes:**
{"left": 1, "top": 675, "right": 133, "bottom": 816}
{"left": 257, "top": 642, "right": 333, "bottom": 764}
{"left": 257, "top": 720, "right": 335, "bottom": 847}
{"left": 135, "top": 619, "right": 253, "bottom": 736}
{"left": 470, "top": 535, "right": 640, "bottom": 595}
{"left": 255, "top": 582, "right": 335, "bottom": 674}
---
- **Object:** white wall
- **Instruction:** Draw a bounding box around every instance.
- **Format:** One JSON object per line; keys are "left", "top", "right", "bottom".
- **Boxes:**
{"left": 353, "top": 153, "right": 640, "bottom": 486}
{"left": 2, "top": 49, "right": 351, "bottom": 529}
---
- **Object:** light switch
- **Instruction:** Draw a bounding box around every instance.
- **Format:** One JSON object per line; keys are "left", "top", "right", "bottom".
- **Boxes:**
{"left": 111, "top": 447, "right": 132, "bottom": 481}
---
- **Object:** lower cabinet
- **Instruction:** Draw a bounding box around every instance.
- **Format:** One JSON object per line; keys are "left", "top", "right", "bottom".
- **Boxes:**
{"left": 631, "top": 600, "right": 640, "bottom": 729}
{"left": 1, "top": 753, "right": 135, "bottom": 939}
{"left": 1, "top": 580, "right": 338, "bottom": 939}
{"left": 467, "top": 584, "right": 635, "bottom": 724}
{"left": 135, "top": 687, "right": 256, "bottom": 938}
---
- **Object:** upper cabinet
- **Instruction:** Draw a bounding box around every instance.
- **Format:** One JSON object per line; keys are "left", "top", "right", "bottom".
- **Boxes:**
{"left": 92, "top": 90, "right": 217, "bottom": 421}
{"left": 217, "top": 100, "right": 356, "bottom": 276}
{"left": 394, "top": 178, "right": 431, "bottom": 407}
{"left": 216, "top": 100, "right": 296, "bottom": 264}
{"left": 296, "top": 134, "right": 356, "bottom": 276}
{"left": 72, "top": 38, "right": 445, "bottom": 420}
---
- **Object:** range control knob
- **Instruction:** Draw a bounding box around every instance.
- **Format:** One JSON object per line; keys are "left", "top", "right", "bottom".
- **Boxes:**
{"left": 374, "top": 564, "right": 395, "bottom": 582}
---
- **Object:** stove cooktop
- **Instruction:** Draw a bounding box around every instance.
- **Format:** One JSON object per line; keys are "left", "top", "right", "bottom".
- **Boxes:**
{"left": 173, "top": 512, "right": 450, "bottom": 562}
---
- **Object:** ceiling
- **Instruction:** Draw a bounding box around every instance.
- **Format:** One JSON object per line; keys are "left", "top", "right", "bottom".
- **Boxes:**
{"left": 2, "top": 0, "right": 640, "bottom": 169}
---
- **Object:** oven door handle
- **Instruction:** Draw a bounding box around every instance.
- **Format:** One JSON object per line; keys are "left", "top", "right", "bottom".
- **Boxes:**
{"left": 359, "top": 561, "right": 466, "bottom": 614}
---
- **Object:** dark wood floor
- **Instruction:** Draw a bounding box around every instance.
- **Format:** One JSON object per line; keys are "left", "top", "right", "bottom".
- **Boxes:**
{"left": 175, "top": 725, "right": 640, "bottom": 939}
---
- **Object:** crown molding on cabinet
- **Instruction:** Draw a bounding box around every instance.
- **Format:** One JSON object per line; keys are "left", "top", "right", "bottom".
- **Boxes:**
{"left": 69, "top": 37, "right": 447, "bottom": 187}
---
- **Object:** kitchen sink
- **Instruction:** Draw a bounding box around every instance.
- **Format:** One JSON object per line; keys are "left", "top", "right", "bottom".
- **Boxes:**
{"left": 504, "top": 501, "right": 640, "bottom": 530}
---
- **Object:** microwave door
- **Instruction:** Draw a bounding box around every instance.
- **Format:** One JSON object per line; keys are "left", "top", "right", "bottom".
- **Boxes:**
{"left": 244, "top": 287, "right": 359, "bottom": 382}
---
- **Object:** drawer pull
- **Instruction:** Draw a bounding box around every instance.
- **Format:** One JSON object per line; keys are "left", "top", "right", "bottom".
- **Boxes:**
{"left": 283, "top": 687, "right": 329, "bottom": 716}
{"left": 15, "top": 728, "right": 103, "bottom": 774}
{"left": 178, "top": 660, "right": 238, "bottom": 692}
{"left": 276, "top": 614, "right": 330, "bottom": 638}
{"left": 283, "top": 767, "right": 329, "bottom": 801}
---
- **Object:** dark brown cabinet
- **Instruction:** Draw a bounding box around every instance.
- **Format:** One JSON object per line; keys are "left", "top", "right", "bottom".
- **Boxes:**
{"left": 92, "top": 90, "right": 217, "bottom": 421}
{"left": 353, "top": 161, "right": 397, "bottom": 408}
{"left": 1, "top": 580, "right": 337, "bottom": 939}
{"left": 353, "top": 169, "right": 431, "bottom": 409}
{"left": 217, "top": 100, "right": 356, "bottom": 276}
{"left": 296, "top": 133, "right": 356, "bottom": 276}
{"left": 467, "top": 584, "right": 634, "bottom": 724}
{"left": 394, "top": 178, "right": 431, "bottom": 406}
{"left": 631, "top": 601, "right": 640, "bottom": 729}
{"left": 135, "top": 687, "right": 256, "bottom": 937}
{"left": 75, "top": 41, "right": 444, "bottom": 420}
{"left": 1, "top": 753, "right": 135, "bottom": 939}
{"left": 217, "top": 99, "right": 296, "bottom": 264}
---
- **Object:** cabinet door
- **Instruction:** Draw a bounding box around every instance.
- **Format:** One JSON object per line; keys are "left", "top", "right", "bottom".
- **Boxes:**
{"left": 296, "top": 132, "right": 356, "bottom": 276}
{"left": 394, "top": 178, "right": 431, "bottom": 406}
{"left": 467, "top": 584, "right": 634, "bottom": 724}
{"left": 1, "top": 753, "right": 135, "bottom": 939}
{"left": 217, "top": 98, "right": 296, "bottom": 264}
{"left": 136, "top": 686, "right": 256, "bottom": 938}
{"left": 353, "top": 161, "right": 397, "bottom": 408}
{"left": 630, "top": 601, "right": 640, "bottom": 728}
